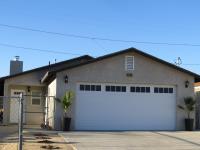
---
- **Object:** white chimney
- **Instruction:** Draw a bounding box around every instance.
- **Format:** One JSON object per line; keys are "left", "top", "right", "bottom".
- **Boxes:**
{"left": 10, "top": 56, "right": 23, "bottom": 75}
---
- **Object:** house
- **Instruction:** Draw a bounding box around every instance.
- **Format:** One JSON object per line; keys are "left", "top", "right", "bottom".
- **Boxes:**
{"left": 194, "top": 82, "right": 200, "bottom": 129}
{"left": 194, "top": 82, "right": 200, "bottom": 93}
{"left": 1, "top": 47, "right": 200, "bottom": 131}
{"left": 0, "top": 55, "right": 93, "bottom": 125}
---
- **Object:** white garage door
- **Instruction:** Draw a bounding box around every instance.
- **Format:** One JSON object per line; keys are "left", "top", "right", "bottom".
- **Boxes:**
{"left": 75, "top": 83, "right": 176, "bottom": 130}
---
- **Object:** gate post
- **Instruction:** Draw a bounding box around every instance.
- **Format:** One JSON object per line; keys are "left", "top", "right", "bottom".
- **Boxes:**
{"left": 18, "top": 93, "right": 23, "bottom": 150}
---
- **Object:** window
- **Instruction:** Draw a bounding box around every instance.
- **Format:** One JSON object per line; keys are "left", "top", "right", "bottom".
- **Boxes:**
{"left": 141, "top": 87, "right": 145, "bottom": 93}
{"left": 130, "top": 87, "right": 135, "bottom": 92}
{"left": 125, "top": 56, "right": 134, "bottom": 71}
{"left": 106, "top": 86, "right": 110, "bottom": 92}
{"left": 85, "top": 85, "right": 90, "bottom": 91}
{"left": 31, "top": 91, "right": 41, "bottom": 105}
{"left": 106, "top": 85, "right": 126, "bottom": 92}
{"left": 159, "top": 88, "right": 164, "bottom": 93}
{"left": 146, "top": 87, "right": 150, "bottom": 93}
{"left": 154, "top": 87, "right": 158, "bottom": 93}
{"left": 154, "top": 87, "right": 173, "bottom": 94}
{"left": 32, "top": 99, "right": 41, "bottom": 105}
{"left": 111, "top": 86, "right": 115, "bottom": 92}
{"left": 169, "top": 88, "right": 173, "bottom": 93}
{"left": 131, "top": 86, "right": 151, "bottom": 93}
{"left": 116, "top": 86, "right": 121, "bottom": 92}
{"left": 79, "top": 84, "right": 101, "bottom": 92}
{"left": 80, "top": 85, "right": 84, "bottom": 91}
{"left": 91, "top": 85, "right": 95, "bottom": 91}
{"left": 136, "top": 87, "right": 140, "bottom": 92}
{"left": 164, "top": 88, "right": 168, "bottom": 93}
{"left": 122, "top": 86, "right": 126, "bottom": 92}
{"left": 96, "top": 85, "right": 101, "bottom": 91}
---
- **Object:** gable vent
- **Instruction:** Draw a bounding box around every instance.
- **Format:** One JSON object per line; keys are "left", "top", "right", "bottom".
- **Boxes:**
{"left": 125, "top": 56, "right": 134, "bottom": 71}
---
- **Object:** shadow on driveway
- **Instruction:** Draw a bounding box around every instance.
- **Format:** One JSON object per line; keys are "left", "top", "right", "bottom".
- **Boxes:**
{"left": 153, "top": 132, "right": 200, "bottom": 147}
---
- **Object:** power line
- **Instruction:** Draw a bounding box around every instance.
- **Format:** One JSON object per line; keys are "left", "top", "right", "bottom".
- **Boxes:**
{"left": 0, "top": 23, "right": 107, "bottom": 50}
{"left": 182, "top": 64, "right": 200, "bottom": 66}
{"left": 0, "top": 42, "right": 200, "bottom": 66}
{"left": 0, "top": 42, "right": 83, "bottom": 56}
{"left": 1, "top": 23, "right": 200, "bottom": 47}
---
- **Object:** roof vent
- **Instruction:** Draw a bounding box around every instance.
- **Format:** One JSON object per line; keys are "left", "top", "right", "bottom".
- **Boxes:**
{"left": 14, "top": 56, "right": 20, "bottom": 61}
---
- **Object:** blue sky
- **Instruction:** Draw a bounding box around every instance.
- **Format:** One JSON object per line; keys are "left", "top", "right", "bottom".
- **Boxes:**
{"left": 0, "top": 0, "right": 200, "bottom": 77}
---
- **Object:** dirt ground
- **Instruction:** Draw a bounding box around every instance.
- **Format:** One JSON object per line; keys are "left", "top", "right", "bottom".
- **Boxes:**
{"left": 23, "top": 131, "right": 74, "bottom": 150}
{"left": 0, "top": 125, "right": 74, "bottom": 150}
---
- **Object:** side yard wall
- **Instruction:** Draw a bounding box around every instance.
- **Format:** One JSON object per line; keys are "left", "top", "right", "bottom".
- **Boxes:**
{"left": 47, "top": 79, "right": 57, "bottom": 128}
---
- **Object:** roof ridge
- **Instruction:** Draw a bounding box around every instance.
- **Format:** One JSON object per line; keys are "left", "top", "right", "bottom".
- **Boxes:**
{"left": 45, "top": 47, "right": 200, "bottom": 82}
{"left": 0, "top": 55, "right": 93, "bottom": 80}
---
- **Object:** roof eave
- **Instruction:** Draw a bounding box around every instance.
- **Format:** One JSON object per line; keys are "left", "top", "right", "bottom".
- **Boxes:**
{"left": 49, "top": 47, "right": 200, "bottom": 82}
{"left": 0, "top": 55, "right": 94, "bottom": 81}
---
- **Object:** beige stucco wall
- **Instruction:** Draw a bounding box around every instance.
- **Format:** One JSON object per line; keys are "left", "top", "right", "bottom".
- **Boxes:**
{"left": 2, "top": 56, "right": 91, "bottom": 125}
{"left": 55, "top": 51, "right": 195, "bottom": 130}
{"left": 3, "top": 71, "right": 46, "bottom": 125}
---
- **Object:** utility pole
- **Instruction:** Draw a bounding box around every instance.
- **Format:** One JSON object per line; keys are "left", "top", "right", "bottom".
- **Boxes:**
{"left": 18, "top": 93, "right": 23, "bottom": 150}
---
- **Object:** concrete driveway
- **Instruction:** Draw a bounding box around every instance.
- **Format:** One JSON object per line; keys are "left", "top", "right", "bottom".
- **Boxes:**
{"left": 61, "top": 131, "right": 200, "bottom": 150}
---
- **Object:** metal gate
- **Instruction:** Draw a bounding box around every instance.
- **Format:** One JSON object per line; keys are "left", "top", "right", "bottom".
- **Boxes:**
{"left": 0, "top": 94, "right": 56, "bottom": 150}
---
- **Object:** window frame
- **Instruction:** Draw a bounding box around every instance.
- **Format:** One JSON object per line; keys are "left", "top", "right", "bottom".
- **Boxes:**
{"left": 31, "top": 91, "right": 42, "bottom": 106}
{"left": 154, "top": 87, "right": 174, "bottom": 94}
{"left": 79, "top": 84, "right": 102, "bottom": 92}
{"left": 105, "top": 85, "right": 126, "bottom": 92}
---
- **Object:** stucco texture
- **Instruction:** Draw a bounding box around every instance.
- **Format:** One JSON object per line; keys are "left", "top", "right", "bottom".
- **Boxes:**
{"left": 55, "top": 51, "right": 194, "bottom": 130}
{"left": 3, "top": 71, "right": 46, "bottom": 125}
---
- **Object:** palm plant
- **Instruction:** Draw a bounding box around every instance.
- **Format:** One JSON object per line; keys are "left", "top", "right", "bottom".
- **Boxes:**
{"left": 62, "top": 91, "right": 74, "bottom": 117}
{"left": 178, "top": 97, "right": 196, "bottom": 119}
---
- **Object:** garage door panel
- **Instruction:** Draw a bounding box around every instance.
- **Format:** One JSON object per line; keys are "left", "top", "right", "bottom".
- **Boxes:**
{"left": 75, "top": 83, "right": 176, "bottom": 130}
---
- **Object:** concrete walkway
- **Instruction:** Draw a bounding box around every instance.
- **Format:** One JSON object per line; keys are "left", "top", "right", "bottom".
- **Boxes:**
{"left": 0, "top": 125, "right": 18, "bottom": 139}
{"left": 0, "top": 125, "right": 18, "bottom": 150}
{"left": 60, "top": 131, "right": 200, "bottom": 150}
{"left": 0, "top": 125, "right": 73, "bottom": 150}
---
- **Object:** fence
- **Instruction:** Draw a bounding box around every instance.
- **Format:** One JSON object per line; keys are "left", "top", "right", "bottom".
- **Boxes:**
{"left": 0, "top": 94, "right": 56, "bottom": 150}
{"left": 196, "top": 92, "right": 200, "bottom": 129}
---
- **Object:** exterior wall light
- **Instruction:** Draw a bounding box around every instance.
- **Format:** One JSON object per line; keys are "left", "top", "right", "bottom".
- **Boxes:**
{"left": 64, "top": 75, "right": 68, "bottom": 83}
{"left": 27, "top": 86, "right": 31, "bottom": 92}
{"left": 185, "top": 80, "right": 190, "bottom": 88}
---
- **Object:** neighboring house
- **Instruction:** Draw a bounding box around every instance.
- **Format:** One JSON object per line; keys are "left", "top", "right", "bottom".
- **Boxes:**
{"left": 0, "top": 55, "right": 93, "bottom": 125}
{"left": 194, "top": 82, "right": 200, "bottom": 129}
{"left": 194, "top": 82, "right": 200, "bottom": 92}
{"left": 1, "top": 47, "right": 200, "bottom": 131}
